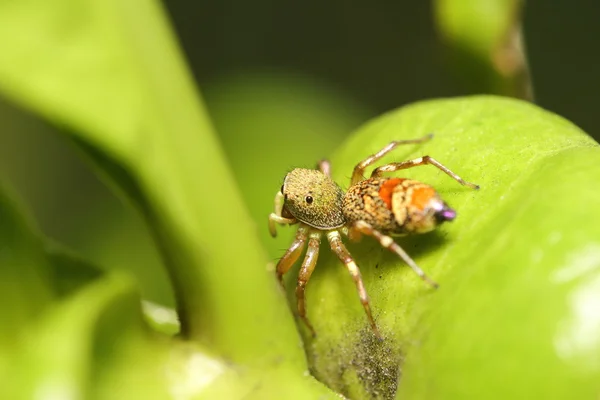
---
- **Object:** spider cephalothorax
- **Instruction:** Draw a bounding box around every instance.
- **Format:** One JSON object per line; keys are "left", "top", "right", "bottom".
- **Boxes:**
{"left": 269, "top": 134, "right": 478, "bottom": 338}
{"left": 281, "top": 168, "right": 345, "bottom": 229}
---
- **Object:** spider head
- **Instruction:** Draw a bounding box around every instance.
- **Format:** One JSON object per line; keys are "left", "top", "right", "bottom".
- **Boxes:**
{"left": 281, "top": 168, "right": 346, "bottom": 229}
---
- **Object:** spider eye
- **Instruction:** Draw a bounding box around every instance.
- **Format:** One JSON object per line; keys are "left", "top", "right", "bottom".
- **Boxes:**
{"left": 305, "top": 195, "right": 313, "bottom": 204}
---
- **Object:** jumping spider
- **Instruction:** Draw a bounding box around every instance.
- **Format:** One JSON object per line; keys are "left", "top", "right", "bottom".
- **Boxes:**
{"left": 269, "top": 134, "right": 479, "bottom": 338}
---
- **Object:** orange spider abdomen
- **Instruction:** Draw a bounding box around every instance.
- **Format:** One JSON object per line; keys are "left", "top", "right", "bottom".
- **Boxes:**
{"left": 343, "top": 177, "right": 451, "bottom": 235}
{"left": 390, "top": 180, "right": 449, "bottom": 233}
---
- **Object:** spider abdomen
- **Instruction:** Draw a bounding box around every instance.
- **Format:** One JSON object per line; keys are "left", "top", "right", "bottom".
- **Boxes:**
{"left": 343, "top": 177, "right": 453, "bottom": 234}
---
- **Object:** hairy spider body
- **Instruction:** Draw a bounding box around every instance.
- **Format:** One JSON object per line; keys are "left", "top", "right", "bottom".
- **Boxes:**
{"left": 269, "top": 134, "right": 478, "bottom": 338}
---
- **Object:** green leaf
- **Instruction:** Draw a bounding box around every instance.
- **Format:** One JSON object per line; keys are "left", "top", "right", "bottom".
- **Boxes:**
{"left": 280, "top": 96, "right": 600, "bottom": 398}
{"left": 0, "top": 0, "right": 301, "bottom": 364}
{"left": 0, "top": 0, "right": 341, "bottom": 397}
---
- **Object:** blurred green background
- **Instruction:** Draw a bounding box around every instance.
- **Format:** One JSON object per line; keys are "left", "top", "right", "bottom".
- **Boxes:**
{"left": 0, "top": 0, "right": 598, "bottom": 309}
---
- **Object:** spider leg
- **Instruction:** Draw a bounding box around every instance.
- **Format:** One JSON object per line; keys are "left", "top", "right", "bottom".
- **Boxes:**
{"left": 327, "top": 231, "right": 382, "bottom": 339}
{"left": 351, "top": 134, "right": 433, "bottom": 186}
{"left": 295, "top": 231, "right": 321, "bottom": 337}
{"left": 354, "top": 220, "right": 439, "bottom": 288}
{"left": 371, "top": 156, "right": 479, "bottom": 189}
{"left": 317, "top": 159, "right": 332, "bottom": 177}
{"left": 269, "top": 191, "right": 297, "bottom": 237}
{"left": 276, "top": 225, "right": 308, "bottom": 286}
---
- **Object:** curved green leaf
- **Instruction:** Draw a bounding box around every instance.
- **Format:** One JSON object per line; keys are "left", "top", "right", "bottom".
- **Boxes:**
{"left": 279, "top": 96, "right": 600, "bottom": 398}
{"left": 0, "top": 0, "right": 340, "bottom": 398}
{"left": 0, "top": 0, "right": 302, "bottom": 365}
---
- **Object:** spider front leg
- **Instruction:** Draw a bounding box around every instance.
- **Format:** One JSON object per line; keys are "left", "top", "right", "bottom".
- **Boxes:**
{"left": 275, "top": 225, "right": 308, "bottom": 285}
{"left": 269, "top": 190, "right": 297, "bottom": 237}
{"left": 295, "top": 231, "right": 321, "bottom": 336}
{"left": 353, "top": 220, "right": 438, "bottom": 288}
{"left": 371, "top": 156, "right": 480, "bottom": 189}
{"left": 351, "top": 134, "right": 433, "bottom": 185}
{"left": 327, "top": 231, "right": 382, "bottom": 339}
